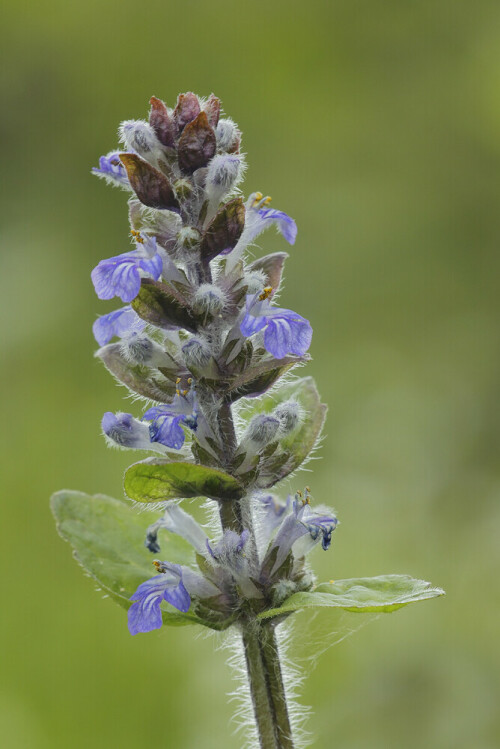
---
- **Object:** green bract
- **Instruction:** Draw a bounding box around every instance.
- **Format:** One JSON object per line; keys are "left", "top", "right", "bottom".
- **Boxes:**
{"left": 124, "top": 459, "right": 245, "bottom": 502}
{"left": 96, "top": 343, "right": 177, "bottom": 402}
{"left": 258, "top": 575, "right": 445, "bottom": 620}
{"left": 132, "top": 278, "right": 199, "bottom": 332}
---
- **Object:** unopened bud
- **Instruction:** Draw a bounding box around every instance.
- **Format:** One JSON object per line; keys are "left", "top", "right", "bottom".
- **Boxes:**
{"left": 216, "top": 118, "right": 240, "bottom": 152}
{"left": 273, "top": 400, "right": 301, "bottom": 434}
{"left": 245, "top": 414, "right": 280, "bottom": 449}
{"left": 205, "top": 155, "right": 243, "bottom": 204}
{"left": 101, "top": 412, "right": 152, "bottom": 450}
{"left": 192, "top": 284, "right": 226, "bottom": 316}
{"left": 120, "top": 333, "right": 172, "bottom": 368}
{"left": 119, "top": 120, "right": 160, "bottom": 158}
{"left": 182, "top": 338, "right": 212, "bottom": 371}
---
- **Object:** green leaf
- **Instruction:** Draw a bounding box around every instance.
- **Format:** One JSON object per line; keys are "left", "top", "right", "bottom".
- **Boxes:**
{"left": 96, "top": 343, "right": 177, "bottom": 402}
{"left": 132, "top": 278, "right": 199, "bottom": 332}
{"left": 258, "top": 575, "right": 445, "bottom": 620}
{"left": 50, "top": 490, "right": 206, "bottom": 627}
{"left": 124, "top": 459, "right": 245, "bottom": 502}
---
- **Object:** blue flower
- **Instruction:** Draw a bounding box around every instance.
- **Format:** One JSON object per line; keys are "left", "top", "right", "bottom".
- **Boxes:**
{"left": 92, "top": 151, "right": 130, "bottom": 188}
{"left": 143, "top": 389, "right": 198, "bottom": 450}
{"left": 206, "top": 529, "right": 262, "bottom": 599}
{"left": 92, "top": 306, "right": 145, "bottom": 346}
{"left": 262, "top": 491, "right": 337, "bottom": 578}
{"left": 244, "top": 193, "right": 297, "bottom": 245}
{"left": 145, "top": 502, "right": 209, "bottom": 554}
{"left": 102, "top": 411, "right": 153, "bottom": 450}
{"left": 223, "top": 193, "right": 297, "bottom": 273}
{"left": 91, "top": 247, "right": 162, "bottom": 303}
{"left": 240, "top": 292, "right": 312, "bottom": 359}
{"left": 144, "top": 407, "right": 185, "bottom": 450}
{"left": 128, "top": 561, "right": 190, "bottom": 635}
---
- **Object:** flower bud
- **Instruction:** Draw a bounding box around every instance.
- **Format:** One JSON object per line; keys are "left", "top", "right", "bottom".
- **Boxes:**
{"left": 102, "top": 412, "right": 152, "bottom": 450}
{"left": 205, "top": 154, "right": 243, "bottom": 204}
{"left": 182, "top": 337, "right": 211, "bottom": 371}
{"left": 245, "top": 414, "right": 280, "bottom": 450}
{"left": 120, "top": 333, "right": 172, "bottom": 368}
{"left": 192, "top": 284, "right": 226, "bottom": 316}
{"left": 119, "top": 120, "right": 161, "bottom": 159}
{"left": 216, "top": 118, "right": 240, "bottom": 152}
{"left": 149, "top": 96, "right": 175, "bottom": 148}
{"left": 273, "top": 400, "right": 302, "bottom": 434}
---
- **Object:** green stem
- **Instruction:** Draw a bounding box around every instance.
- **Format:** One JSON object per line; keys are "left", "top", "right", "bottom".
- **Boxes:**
{"left": 241, "top": 621, "right": 295, "bottom": 749}
{"left": 215, "top": 398, "right": 294, "bottom": 748}
{"left": 218, "top": 404, "right": 293, "bottom": 749}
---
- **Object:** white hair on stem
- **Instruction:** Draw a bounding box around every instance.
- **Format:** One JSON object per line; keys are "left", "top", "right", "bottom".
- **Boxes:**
{"left": 212, "top": 621, "right": 313, "bottom": 749}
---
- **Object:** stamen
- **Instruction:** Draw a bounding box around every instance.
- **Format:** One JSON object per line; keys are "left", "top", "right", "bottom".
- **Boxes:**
{"left": 263, "top": 196, "right": 272, "bottom": 206}
{"left": 153, "top": 560, "right": 167, "bottom": 573}
{"left": 175, "top": 377, "right": 195, "bottom": 399}
{"left": 259, "top": 286, "right": 273, "bottom": 301}
{"left": 130, "top": 229, "right": 144, "bottom": 243}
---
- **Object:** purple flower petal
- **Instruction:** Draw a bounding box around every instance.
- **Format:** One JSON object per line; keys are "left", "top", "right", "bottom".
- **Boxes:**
{"left": 92, "top": 151, "right": 130, "bottom": 188}
{"left": 91, "top": 252, "right": 162, "bottom": 303}
{"left": 264, "top": 311, "right": 312, "bottom": 359}
{"left": 143, "top": 393, "right": 198, "bottom": 450}
{"left": 240, "top": 294, "right": 312, "bottom": 359}
{"left": 242, "top": 195, "right": 297, "bottom": 247}
{"left": 254, "top": 207, "right": 297, "bottom": 245}
{"left": 240, "top": 311, "right": 267, "bottom": 337}
{"left": 262, "top": 496, "right": 337, "bottom": 577}
{"left": 92, "top": 306, "right": 145, "bottom": 346}
{"left": 128, "top": 564, "right": 191, "bottom": 635}
{"left": 101, "top": 411, "right": 152, "bottom": 450}
{"left": 147, "top": 411, "right": 185, "bottom": 450}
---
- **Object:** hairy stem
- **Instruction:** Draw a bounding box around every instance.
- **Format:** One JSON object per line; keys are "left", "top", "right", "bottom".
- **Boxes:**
{"left": 241, "top": 622, "right": 295, "bottom": 749}
{"left": 217, "top": 402, "right": 294, "bottom": 748}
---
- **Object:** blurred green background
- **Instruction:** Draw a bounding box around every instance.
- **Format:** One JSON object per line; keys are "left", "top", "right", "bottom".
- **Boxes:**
{"left": 1, "top": 1, "right": 500, "bottom": 747}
